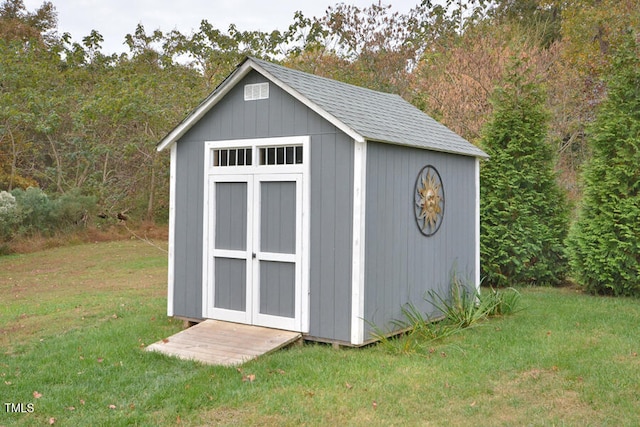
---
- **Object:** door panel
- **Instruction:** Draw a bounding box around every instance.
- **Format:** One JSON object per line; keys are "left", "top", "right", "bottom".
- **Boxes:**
{"left": 214, "top": 258, "right": 246, "bottom": 311}
{"left": 214, "top": 182, "right": 247, "bottom": 251}
{"left": 260, "top": 181, "right": 296, "bottom": 254}
{"left": 259, "top": 261, "right": 295, "bottom": 318}
{"left": 253, "top": 175, "right": 301, "bottom": 330}
{"left": 209, "top": 176, "right": 252, "bottom": 323}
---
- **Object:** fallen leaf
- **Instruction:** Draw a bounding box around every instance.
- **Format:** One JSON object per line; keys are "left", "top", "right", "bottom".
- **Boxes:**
{"left": 80, "top": 399, "right": 85, "bottom": 405}
{"left": 129, "top": 403, "right": 136, "bottom": 410}
{"left": 49, "top": 417, "right": 55, "bottom": 425}
{"left": 546, "top": 331, "right": 552, "bottom": 336}
{"left": 109, "top": 404, "right": 116, "bottom": 409}
{"left": 440, "top": 352, "right": 447, "bottom": 358}
{"left": 552, "top": 366, "right": 559, "bottom": 372}
{"left": 67, "top": 406, "right": 75, "bottom": 411}
{"left": 33, "top": 391, "right": 42, "bottom": 399}
{"left": 470, "top": 401, "right": 476, "bottom": 407}
{"left": 162, "top": 338, "right": 169, "bottom": 344}
{"left": 97, "top": 358, "right": 104, "bottom": 363}
{"left": 242, "top": 374, "right": 256, "bottom": 382}
{"left": 4, "top": 381, "right": 11, "bottom": 385}
{"left": 112, "top": 314, "right": 118, "bottom": 319}
{"left": 372, "top": 400, "right": 378, "bottom": 410}
{"left": 345, "top": 382, "right": 353, "bottom": 389}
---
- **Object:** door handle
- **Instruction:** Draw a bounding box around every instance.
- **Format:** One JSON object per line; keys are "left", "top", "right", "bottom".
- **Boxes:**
{"left": 252, "top": 252, "right": 256, "bottom": 259}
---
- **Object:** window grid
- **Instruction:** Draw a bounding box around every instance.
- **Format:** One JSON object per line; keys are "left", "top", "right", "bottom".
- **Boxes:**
{"left": 259, "top": 145, "right": 303, "bottom": 165}
{"left": 212, "top": 147, "right": 252, "bottom": 167}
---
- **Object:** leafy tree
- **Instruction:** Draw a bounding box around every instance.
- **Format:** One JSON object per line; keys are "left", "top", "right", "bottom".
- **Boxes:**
{"left": 480, "top": 57, "right": 569, "bottom": 287}
{"left": 488, "top": 0, "right": 563, "bottom": 48}
{"left": 285, "top": 3, "right": 424, "bottom": 97}
{"left": 551, "top": 0, "right": 640, "bottom": 199}
{"left": 0, "top": 0, "right": 60, "bottom": 190}
{"left": 0, "top": 0, "right": 57, "bottom": 46}
{"left": 566, "top": 35, "right": 640, "bottom": 296}
{"left": 411, "top": 17, "right": 559, "bottom": 144}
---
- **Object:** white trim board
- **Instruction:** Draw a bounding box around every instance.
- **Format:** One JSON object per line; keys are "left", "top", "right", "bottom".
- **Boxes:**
{"left": 475, "top": 158, "right": 481, "bottom": 293}
{"left": 166, "top": 143, "right": 177, "bottom": 317}
{"left": 350, "top": 139, "right": 367, "bottom": 345}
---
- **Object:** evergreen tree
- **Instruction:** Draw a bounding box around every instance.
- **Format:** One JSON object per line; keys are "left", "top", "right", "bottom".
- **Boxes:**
{"left": 567, "top": 35, "right": 640, "bottom": 296}
{"left": 480, "top": 58, "right": 569, "bottom": 287}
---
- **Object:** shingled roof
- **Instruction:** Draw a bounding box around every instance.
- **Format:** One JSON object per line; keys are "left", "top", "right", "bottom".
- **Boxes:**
{"left": 157, "top": 57, "right": 487, "bottom": 158}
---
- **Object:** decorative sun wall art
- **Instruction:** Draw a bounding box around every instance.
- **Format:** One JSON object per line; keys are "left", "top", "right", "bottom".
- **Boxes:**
{"left": 414, "top": 165, "right": 445, "bottom": 236}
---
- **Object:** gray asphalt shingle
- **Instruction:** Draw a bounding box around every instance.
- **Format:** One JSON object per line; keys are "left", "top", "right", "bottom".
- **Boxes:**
{"left": 250, "top": 57, "right": 487, "bottom": 158}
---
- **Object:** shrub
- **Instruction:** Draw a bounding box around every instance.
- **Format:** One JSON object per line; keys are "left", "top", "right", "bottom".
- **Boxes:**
{"left": 7, "top": 187, "right": 97, "bottom": 239}
{"left": 11, "top": 187, "right": 53, "bottom": 235}
{"left": 566, "top": 35, "right": 640, "bottom": 296}
{"left": 0, "top": 190, "right": 20, "bottom": 240}
{"left": 480, "top": 57, "right": 569, "bottom": 287}
{"left": 50, "top": 189, "right": 96, "bottom": 231}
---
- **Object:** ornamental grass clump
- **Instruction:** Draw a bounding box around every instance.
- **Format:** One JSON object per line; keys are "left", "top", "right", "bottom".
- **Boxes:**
{"left": 375, "top": 273, "right": 521, "bottom": 355}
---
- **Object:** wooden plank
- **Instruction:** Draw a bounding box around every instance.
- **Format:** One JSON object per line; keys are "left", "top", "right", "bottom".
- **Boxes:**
{"left": 145, "top": 320, "right": 301, "bottom": 366}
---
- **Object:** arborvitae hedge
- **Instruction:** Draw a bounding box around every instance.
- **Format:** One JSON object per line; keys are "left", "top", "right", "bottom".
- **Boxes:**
{"left": 567, "top": 35, "right": 640, "bottom": 296}
{"left": 480, "top": 59, "right": 569, "bottom": 287}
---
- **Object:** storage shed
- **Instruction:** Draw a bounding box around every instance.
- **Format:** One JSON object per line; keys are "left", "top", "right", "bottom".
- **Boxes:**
{"left": 157, "top": 57, "right": 488, "bottom": 346}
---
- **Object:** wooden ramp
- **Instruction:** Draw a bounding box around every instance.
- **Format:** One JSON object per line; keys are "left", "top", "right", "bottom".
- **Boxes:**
{"left": 146, "top": 320, "right": 301, "bottom": 366}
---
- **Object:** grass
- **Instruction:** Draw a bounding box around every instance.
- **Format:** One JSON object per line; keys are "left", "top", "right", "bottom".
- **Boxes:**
{"left": 1, "top": 241, "right": 639, "bottom": 426}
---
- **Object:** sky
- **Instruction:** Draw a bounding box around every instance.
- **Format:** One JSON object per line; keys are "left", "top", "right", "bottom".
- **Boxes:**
{"left": 23, "top": 0, "right": 423, "bottom": 55}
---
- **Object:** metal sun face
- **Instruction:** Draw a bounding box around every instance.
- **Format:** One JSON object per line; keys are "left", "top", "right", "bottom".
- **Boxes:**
{"left": 414, "top": 165, "right": 445, "bottom": 236}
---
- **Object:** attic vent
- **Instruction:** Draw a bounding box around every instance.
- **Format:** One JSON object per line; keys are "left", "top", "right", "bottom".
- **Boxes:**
{"left": 244, "top": 82, "right": 269, "bottom": 101}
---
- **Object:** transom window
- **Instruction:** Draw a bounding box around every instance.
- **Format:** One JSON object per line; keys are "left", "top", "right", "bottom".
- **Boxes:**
{"left": 259, "top": 145, "right": 303, "bottom": 165}
{"left": 208, "top": 138, "right": 307, "bottom": 171}
{"left": 212, "top": 147, "right": 252, "bottom": 167}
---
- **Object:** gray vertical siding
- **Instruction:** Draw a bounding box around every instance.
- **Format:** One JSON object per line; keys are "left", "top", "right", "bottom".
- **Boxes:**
{"left": 308, "top": 131, "right": 353, "bottom": 342}
{"left": 171, "top": 70, "right": 353, "bottom": 342}
{"left": 363, "top": 142, "right": 477, "bottom": 339}
{"left": 172, "top": 140, "right": 203, "bottom": 318}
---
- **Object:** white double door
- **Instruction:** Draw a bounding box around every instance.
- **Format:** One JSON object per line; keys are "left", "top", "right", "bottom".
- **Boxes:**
{"left": 205, "top": 173, "right": 303, "bottom": 331}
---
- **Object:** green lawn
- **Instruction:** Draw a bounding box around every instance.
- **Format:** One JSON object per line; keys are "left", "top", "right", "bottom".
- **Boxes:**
{"left": 1, "top": 241, "right": 639, "bottom": 426}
